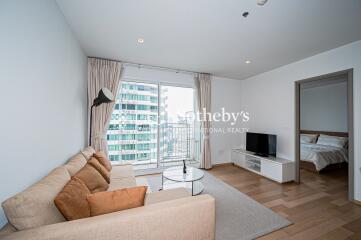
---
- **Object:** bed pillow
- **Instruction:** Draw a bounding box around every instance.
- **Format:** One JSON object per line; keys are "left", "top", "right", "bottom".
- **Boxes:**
{"left": 300, "top": 134, "right": 318, "bottom": 143}
{"left": 316, "top": 134, "right": 348, "bottom": 148}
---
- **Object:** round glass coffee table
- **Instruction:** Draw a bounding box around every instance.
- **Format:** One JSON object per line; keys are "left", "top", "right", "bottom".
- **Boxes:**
{"left": 161, "top": 166, "right": 204, "bottom": 196}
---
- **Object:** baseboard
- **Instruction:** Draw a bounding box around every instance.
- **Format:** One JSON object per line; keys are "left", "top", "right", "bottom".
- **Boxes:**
{"left": 354, "top": 199, "right": 361, "bottom": 206}
{"left": 212, "top": 162, "right": 234, "bottom": 168}
{"left": 232, "top": 163, "right": 243, "bottom": 169}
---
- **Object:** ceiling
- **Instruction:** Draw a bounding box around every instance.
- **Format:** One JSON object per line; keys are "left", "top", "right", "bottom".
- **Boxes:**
{"left": 56, "top": 0, "right": 361, "bottom": 80}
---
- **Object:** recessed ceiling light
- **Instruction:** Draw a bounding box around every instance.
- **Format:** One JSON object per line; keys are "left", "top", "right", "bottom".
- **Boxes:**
{"left": 245, "top": 60, "right": 251, "bottom": 64}
{"left": 137, "top": 38, "right": 144, "bottom": 44}
{"left": 257, "top": 0, "right": 268, "bottom": 6}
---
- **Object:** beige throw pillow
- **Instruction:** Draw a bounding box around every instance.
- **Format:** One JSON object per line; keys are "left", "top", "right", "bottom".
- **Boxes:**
{"left": 81, "top": 146, "right": 96, "bottom": 160}
{"left": 2, "top": 166, "right": 70, "bottom": 230}
{"left": 65, "top": 152, "right": 87, "bottom": 176}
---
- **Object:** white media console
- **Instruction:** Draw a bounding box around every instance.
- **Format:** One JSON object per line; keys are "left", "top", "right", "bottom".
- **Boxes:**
{"left": 231, "top": 149, "right": 295, "bottom": 183}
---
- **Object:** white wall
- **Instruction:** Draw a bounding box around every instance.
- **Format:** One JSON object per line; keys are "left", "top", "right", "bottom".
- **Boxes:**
{"left": 0, "top": 0, "right": 87, "bottom": 227}
{"left": 211, "top": 77, "right": 243, "bottom": 164}
{"left": 239, "top": 40, "right": 361, "bottom": 201}
{"left": 301, "top": 81, "right": 348, "bottom": 132}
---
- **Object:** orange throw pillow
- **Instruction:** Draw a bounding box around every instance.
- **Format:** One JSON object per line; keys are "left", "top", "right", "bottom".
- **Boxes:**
{"left": 88, "top": 157, "right": 110, "bottom": 183}
{"left": 87, "top": 186, "right": 147, "bottom": 216}
{"left": 74, "top": 164, "right": 109, "bottom": 193}
{"left": 93, "top": 151, "right": 112, "bottom": 171}
{"left": 54, "top": 177, "right": 90, "bottom": 221}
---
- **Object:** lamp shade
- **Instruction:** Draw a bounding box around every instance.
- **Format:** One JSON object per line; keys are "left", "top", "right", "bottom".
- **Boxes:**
{"left": 93, "top": 88, "right": 114, "bottom": 106}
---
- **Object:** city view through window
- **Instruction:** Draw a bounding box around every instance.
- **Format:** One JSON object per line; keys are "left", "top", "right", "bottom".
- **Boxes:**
{"left": 107, "top": 81, "right": 200, "bottom": 169}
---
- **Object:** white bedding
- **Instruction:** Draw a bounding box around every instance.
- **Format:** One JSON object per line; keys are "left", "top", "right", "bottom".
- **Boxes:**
{"left": 300, "top": 143, "right": 348, "bottom": 171}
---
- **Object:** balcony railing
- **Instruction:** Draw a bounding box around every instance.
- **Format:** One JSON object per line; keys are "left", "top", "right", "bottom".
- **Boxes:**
{"left": 107, "top": 123, "right": 200, "bottom": 169}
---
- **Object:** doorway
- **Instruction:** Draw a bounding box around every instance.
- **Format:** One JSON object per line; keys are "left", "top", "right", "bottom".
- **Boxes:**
{"left": 295, "top": 69, "right": 354, "bottom": 200}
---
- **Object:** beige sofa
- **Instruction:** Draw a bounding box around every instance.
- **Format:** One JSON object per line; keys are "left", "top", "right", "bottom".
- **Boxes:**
{"left": 0, "top": 147, "right": 215, "bottom": 240}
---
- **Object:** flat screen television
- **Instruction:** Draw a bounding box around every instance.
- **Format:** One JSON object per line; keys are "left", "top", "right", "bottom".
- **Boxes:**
{"left": 246, "top": 132, "right": 277, "bottom": 157}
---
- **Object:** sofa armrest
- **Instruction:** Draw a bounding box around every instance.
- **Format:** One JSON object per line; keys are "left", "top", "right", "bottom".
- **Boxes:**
{"left": 3, "top": 194, "right": 215, "bottom": 240}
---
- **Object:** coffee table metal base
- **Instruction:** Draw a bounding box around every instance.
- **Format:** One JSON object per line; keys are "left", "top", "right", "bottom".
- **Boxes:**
{"left": 161, "top": 166, "right": 205, "bottom": 196}
{"left": 162, "top": 180, "right": 204, "bottom": 196}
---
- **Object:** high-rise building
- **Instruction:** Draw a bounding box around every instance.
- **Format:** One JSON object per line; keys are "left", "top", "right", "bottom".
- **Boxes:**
{"left": 107, "top": 81, "right": 199, "bottom": 169}
{"left": 107, "top": 81, "right": 167, "bottom": 167}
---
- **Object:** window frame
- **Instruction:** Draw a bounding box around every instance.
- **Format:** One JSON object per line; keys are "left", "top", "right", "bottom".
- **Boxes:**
{"left": 108, "top": 77, "right": 197, "bottom": 170}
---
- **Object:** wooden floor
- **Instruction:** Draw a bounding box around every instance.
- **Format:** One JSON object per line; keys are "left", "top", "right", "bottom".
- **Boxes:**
{"left": 208, "top": 164, "right": 361, "bottom": 240}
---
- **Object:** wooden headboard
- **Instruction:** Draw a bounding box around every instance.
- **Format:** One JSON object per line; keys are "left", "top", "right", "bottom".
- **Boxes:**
{"left": 300, "top": 130, "right": 348, "bottom": 137}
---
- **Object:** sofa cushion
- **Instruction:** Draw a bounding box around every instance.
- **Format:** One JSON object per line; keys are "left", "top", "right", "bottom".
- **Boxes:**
{"left": 65, "top": 153, "right": 87, "bottom": 176}
{"left": 0, "top": 224, "right": 16, "bottom": 238}
{"left": 88, "top": 157, "right": 110, "bottom": 183}
{"left": 107, "top": 164, "right": 136, "bottom": 191}
{"left": 110, "top": 164, "right": 134, "bottom": 179}
{"left": 54, "top": 177, "right": 91, "bottom": 221}
{"left": 74, "top": 164, "right": 109, "bottom": 193}
{"left": 2, "top": 166, "right": 70, "bottom": 230}
{"left": 108, "top": 177, "right": 137, "bottom": 191}
{"left": 93, "top": 151, "right": 112, "bottom": 171}
{"left": 136, "top": 177, "right": 152, "bottom": 193}
{"left": 87, "top": 186, "right": 147, "bottom": 216}
{"left": 80, "top": 146, "right": 96, "bottom": 160}
{"left": 145, "top": 188, "right": 190, "bottom": 205}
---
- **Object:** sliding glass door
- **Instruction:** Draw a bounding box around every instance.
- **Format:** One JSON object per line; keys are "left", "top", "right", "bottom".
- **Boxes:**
{"left": 107, "top": 80, "right": 199, "bottom": 170}
{"left": 159, "top": 85, "right": 199, "bottom": 167}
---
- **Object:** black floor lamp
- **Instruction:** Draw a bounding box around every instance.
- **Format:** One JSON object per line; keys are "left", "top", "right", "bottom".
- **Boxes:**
{"left": 89, "top": 88, "right": 114, "bottom": 146}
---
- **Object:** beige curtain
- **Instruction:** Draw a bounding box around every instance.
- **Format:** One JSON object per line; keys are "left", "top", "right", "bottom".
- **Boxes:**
{"left": 88, "top": 58, "right": 122, "bottom": 155}
{"left": 195, "top": 73, "right": 212, "bottom": 169}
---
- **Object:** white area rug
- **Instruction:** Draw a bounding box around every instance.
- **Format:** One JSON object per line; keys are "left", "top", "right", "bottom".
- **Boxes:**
{"left": 146, "top": 172, "right": 292, "bottom": 240}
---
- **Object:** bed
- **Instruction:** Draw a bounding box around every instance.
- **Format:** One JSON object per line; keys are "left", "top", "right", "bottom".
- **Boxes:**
{"left": 300, "top": 130, "right": 348, "bottom": 173}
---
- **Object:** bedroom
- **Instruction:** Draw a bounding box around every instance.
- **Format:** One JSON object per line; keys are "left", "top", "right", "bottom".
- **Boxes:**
{"left": 297, "top": 70, "right": 352, "bottom": 197}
